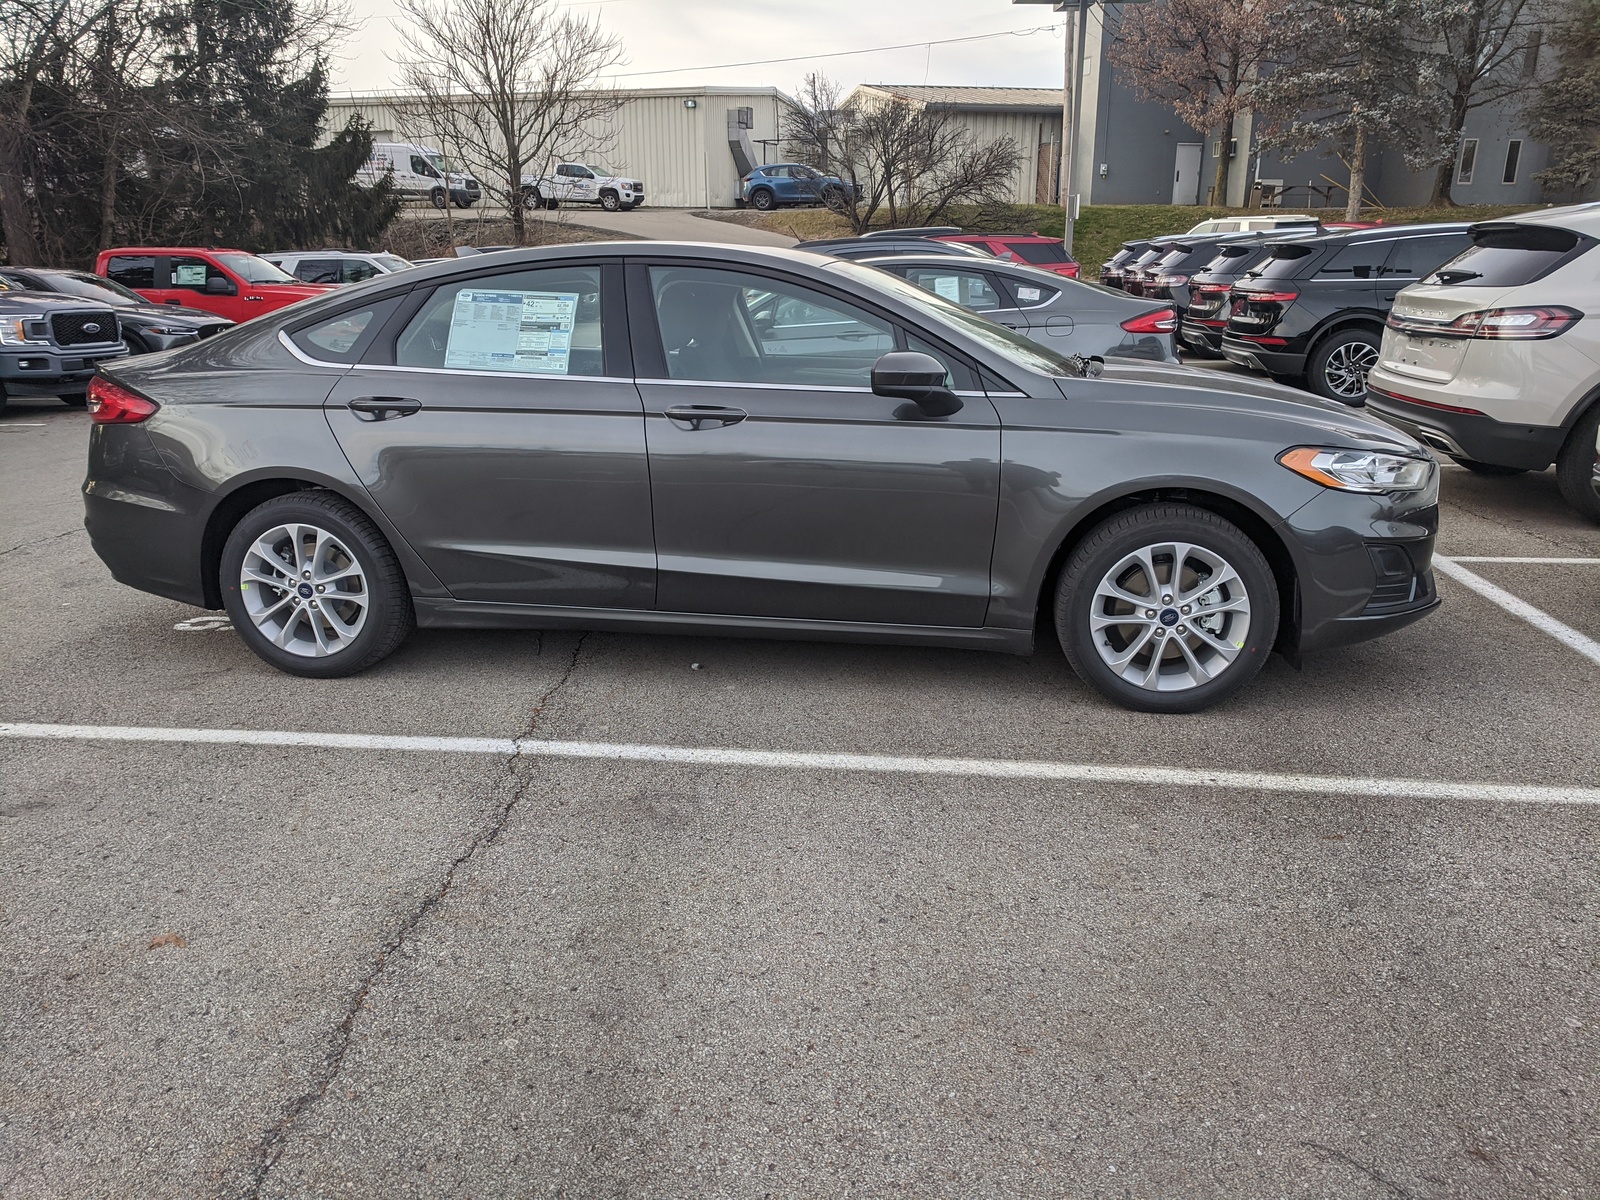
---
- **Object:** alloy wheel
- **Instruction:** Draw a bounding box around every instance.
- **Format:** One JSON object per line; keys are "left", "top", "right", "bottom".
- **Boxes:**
{"left": 1323, "top": 340, "right": 1379, "bottom": 399}
{"left": 1089, "top": 541, "right": 1252, "bottom": 692}
{"left": 240, "top": 523, "right": 370, "bottom": 658}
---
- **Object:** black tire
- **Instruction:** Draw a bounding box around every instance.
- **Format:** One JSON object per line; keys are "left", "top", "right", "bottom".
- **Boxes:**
{"left": 123, "top": 332, "right": 150, "bottom": 356}
{"left": 1450, "top": 457, "right": 1528, "bottom": 476}
{"left": 453, "top": 194, "right": 474, "bottom": 209}
{"left": 599, "top": 190, "right": 621, "bottom": 212}
{"left": 0, "top": 383, "right": 7, "bottom": 417}
{"left": 429, "top": 187, "right": 447, "bottom": 210}
{"left": 545, "top": 197, "right": 560, "bottom": 211}
{"left": 750, "top": 187, "right": 776, "bottom": 212}
{"left": 1554, "top": 402, "right": 1600, "bottom": 523}
{"left": 521, "top": 188, "right": 542, "bottom": 211}
{"left": 59, "top": 392, "right": 88, "bottom": 407}
{"left": 1306, "top": 326, "right": 1381, "bottom": 404}
{"left": 1054, "top": 504, "right": 1279, "bottom": 714}
{"left": 220, "top": 490, "right": 414, "bottom": 678}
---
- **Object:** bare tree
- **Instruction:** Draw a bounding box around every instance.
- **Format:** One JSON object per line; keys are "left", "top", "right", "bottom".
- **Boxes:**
{"left": 783, "top": 76, "right": 1022, "bottom": 234}
{"left": 393, "top": 0, "right": 624, "bottom": 244}
{"left": 1107, "top": 0, "right": 1293, "bottom": 205}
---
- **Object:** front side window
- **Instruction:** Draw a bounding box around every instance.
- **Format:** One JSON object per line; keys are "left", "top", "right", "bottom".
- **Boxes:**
{"left": 396, "top": 265, "right": 604, "bottom": 376}
{"left": 411, "top": 155, "right": 440, "bottom": 179}
{"left": 650, "top": 265, "right": 894, "bottom": 386}
{"left": 901, "top": 268, "right": 1007, "bottom": 313}
{"left": 107, "top": 255, "right": 155, "bottom": 290}
{"left": 342, "top": 260, "right": 382, "bottom": 283}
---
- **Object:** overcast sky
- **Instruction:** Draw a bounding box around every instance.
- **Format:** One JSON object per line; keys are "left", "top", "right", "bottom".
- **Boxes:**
{"left": 329, "top": 0, "right": 1074, "bottom": 97}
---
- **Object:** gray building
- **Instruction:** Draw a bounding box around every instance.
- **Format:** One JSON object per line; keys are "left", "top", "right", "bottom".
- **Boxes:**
{"left": 1069, "top": 3, "right": 1591, "bottom": 209}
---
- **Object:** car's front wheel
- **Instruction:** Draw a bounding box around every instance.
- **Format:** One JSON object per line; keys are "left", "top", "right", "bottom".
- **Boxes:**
{"left": 1554, "top": 402, "right": 1600, "bottom": 522}
{"left": 429, "top": 187, "right": 447, "bottom": 210}
{"left": 599, "top": 191, "right": 621, "bottom": 211}
{"left": 1307, "top": 328, "right": 1380, "bottom": 404}
{"left": 1055, "top": 504, "right": 1279, "bottom": 713}
{"left": 220, "top": 490, "right": 414, "bottom": 678}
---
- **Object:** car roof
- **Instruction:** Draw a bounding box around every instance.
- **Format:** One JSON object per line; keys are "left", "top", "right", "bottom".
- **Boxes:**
{"left": 101, "top": 246, "right": 254, "bottom": 256}
{"left": 1274, "top": 222, "right": 1475, "bottom": 248}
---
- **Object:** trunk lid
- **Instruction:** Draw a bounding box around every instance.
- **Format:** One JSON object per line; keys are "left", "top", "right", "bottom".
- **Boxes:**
{"left": 1378, "top": 284, "right": 1519, "bottom": 384}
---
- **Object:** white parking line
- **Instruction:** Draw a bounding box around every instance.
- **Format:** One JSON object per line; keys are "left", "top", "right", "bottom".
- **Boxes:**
{"left": 1444, "top": 557, "right": 1600, "bottom": 565}
{"left": 2, "top": 721, "right": 1598, "bottom": 806}
{"left": 1435, "top": 557, "right": 1600, "bottom": 669}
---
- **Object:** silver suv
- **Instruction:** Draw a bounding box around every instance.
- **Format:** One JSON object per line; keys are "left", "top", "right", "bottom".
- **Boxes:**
{"left": 263, "top": 251, "right": 415, "bottom": 285}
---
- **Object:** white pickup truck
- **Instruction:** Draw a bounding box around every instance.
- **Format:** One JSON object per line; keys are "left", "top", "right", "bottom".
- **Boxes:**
{"left": 520, "top": 163, "right": 644, "bottom": 212}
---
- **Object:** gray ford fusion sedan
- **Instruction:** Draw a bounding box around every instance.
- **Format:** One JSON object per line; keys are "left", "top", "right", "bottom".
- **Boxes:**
{"left": 83, "top": 242, "right": 1440, "bottom": 713}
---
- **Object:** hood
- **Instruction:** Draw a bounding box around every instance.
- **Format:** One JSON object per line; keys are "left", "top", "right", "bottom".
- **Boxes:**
{"left": 0, "top": 290, "right": 124, "bottom": 313}
{"left": 119, "top": 301, "right": 232, "bottom": 325}
{"left": 1071, "top": 359, "right": 1426, "bottom": 453}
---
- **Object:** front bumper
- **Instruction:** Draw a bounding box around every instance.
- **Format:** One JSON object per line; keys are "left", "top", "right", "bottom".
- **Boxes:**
{"left": 1, "top": 344, "right": 127, "bottom": 393}
{"left": 1366, "top": 385, "right": 1566, "bottom": 471}
{"left": 1284, "top": 480, "right": 1440, "bottom": 658}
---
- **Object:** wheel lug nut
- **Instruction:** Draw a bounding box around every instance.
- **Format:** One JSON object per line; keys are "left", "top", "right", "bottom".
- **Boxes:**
{"left": 1181, "top": 604, "right": 1191, "bottom": 614}
{"left": 1144, "top": 609, "right": 1156, "bottom": 619}
{"left": 1162, "top": 594, "right": 1172, "bottom": 604}
{"left": 1177, "top": 625, "right": 1187, "bottom": 635}
{"left": 302, "top": 570, "right": 311, "bottom": 579}
{"left": 316, "top": 585, "right": 325, "bottom": 593}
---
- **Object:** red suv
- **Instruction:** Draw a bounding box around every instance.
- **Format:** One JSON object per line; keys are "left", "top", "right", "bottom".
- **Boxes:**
{"left": 932, "top": 232, "right": 1079, "bottom": 278}
{"left": 95, "top": 248, "right": 335, "bottom": 322}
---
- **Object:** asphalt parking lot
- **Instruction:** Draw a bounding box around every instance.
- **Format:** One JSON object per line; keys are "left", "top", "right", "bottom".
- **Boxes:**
{"left": 3, "top": 389, "right": 1599, "bottom": 1200}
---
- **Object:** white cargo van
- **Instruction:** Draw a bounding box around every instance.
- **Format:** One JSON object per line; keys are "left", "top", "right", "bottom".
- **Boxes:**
{"left": 357, "top": 143, "right": 482, "bottom": 209}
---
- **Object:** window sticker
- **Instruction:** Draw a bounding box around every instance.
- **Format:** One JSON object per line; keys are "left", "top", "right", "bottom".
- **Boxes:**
{"left": 932, "top": 275, "right": 962, "bottom": 303}
{"left": 1016, "top": 286, "right": 1042, "bottom": 303}
{"left": 173, "top": 263, "right": 208, "bottom": 287}
{"left": 443, "top": 288, "right": 579, "bottom": 374}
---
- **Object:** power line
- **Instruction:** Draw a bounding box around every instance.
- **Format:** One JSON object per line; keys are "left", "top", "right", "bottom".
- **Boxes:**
{"left": 606, "top": 25, "right": 1055, "bottom": 79}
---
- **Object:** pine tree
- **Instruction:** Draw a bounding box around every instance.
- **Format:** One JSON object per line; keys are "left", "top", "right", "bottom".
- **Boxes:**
{"left": 1529, "top": 0, "right": 1600, "bottom": 198}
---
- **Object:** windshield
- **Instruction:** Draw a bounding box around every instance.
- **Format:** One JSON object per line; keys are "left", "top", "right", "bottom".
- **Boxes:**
{"left": 215, "top": 253, "right": 298, "bottom": 284}
{"left": 833, "top": 260, "right": 1081, "bottom": 379}
{"left": 1011, "top": 241, "right": 1069, "bottom": 265}
{"left": 374, "top": 254, "right": 414, "bottom": 271}
{"left": 425, "top": 153, "right": 462, "bottom": 175}
{"left": 29, "top": 271, "right": 140, "bottom": 304}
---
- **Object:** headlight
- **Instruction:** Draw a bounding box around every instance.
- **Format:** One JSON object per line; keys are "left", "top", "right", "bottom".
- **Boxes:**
{"left": 143, "top": 326, "right": 187, "bottom": 336}
{"left": 1278, "top": 447, "right": 1433, "bottom": 493}
{"left": 0, "top": 315, "right": 49, "bottom": 345}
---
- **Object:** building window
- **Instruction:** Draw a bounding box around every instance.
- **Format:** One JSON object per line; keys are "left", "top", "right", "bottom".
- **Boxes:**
{"left": 1456, "top": 139, "right": 1478, "bottom": 186}
{"left": 1522, "top": 30, "right": 1541, "bottom": 77}
{"left": 1503, "top": 140, "right": 1523, "bottom": 185}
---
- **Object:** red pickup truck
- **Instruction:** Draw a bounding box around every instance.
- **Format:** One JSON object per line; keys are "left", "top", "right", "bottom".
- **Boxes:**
{"left": 94, "top": 247, "right": 335, "bottom": 323}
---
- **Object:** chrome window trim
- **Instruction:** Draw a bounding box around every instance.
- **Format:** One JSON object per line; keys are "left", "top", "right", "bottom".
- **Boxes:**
{"left": 279, "top": 330, "right": 618, "bottom": 381}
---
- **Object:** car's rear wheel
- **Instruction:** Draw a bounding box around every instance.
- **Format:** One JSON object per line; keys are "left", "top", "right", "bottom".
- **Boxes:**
{"left": 453, "top": 194, "right": 474, "bottom": 209}
{"left": 1451, "top": 457, "right": 1528, "bottom": 476}
{"left": 750, "top": 187, "right": 776, "bottom": 212}
{"left": 1055, "top": 504, "right": 1279, "bottom": 713}
{"left": 220, "top": 491, "right": 414, "bottom": 678}
{"left": 1554, "top": 402, "right": 1600, "bottom": 522}
{"left": 1306, "top": 327, "right": 1380, "bottom": 404}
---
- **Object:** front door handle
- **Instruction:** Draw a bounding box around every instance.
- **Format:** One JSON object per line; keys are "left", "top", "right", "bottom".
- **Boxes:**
{"left": 665, "top": 404, "right": 747, "bottom": 430}
{"left": 348, "top": 396, "right": 422, "bottom": 421}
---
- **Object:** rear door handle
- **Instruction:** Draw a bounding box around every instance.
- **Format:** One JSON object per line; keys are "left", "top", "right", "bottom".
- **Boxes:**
{"left": 348, "top": 396, "right": 422, "bottom": 421}
{"left": 665, "top": 404, "right": 747, "bottom": 430}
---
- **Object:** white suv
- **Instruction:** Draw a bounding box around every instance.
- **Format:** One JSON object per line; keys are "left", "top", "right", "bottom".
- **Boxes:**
{"left": 1366, "top": 202, "right": 1600, "bottom": 521}
{"left": 263, "top": 251, "right": 416, "bottom": 285}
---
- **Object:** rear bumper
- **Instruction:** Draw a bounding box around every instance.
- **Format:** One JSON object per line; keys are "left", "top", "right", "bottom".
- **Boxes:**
{"left": 1180, "top": 319, "right": 1225, "bottom": 355}
{"left": 1366, "top": 386, "right": 1566, "bottom": 470}
{"left": 1220, "top": 336, "right": 1307, "bottom": 377}
{"left": 83, "top": 424, "right": 211, "bottom": 607}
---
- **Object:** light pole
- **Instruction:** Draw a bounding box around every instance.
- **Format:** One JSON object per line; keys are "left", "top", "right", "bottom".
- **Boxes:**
{"left": 1014, "top": 0, "right": 1150, "bottom": 257}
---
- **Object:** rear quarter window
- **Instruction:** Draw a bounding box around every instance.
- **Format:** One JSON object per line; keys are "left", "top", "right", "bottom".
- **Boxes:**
{"left": 1425, "top": 224, "right": 1596, "bottom": 287}
{"left": 287, "top": 297, "right": 402, "bottom": 364}
{"left": 1313, "top": 240, "right": 1390, "bottom": 280}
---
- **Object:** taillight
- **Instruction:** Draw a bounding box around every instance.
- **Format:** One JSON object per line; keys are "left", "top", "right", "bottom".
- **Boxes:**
{"left": 1154, "top": 274, "right": 1190, "bottom": 287}
{"left": 87, "top": 376, "right": 159, "bottom": 424}
{"left": 1393, "top": 305, "right": 1583, "bottom": 341}
{"left": 1122, "top": 307, "right": 1178, "bottom": 334}
{"left": 1237, "top": 289, "right": 1300, "bottom": 303}
{"left": 1193, "top": 284, "right": 1228, "bottom": 295}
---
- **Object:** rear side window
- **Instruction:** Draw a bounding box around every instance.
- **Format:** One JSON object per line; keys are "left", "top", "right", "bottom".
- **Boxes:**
{"left": 288, "top": 298, "right": 401, "bottom": 364}
{"left": 1425, "top": 224, "right": 1595, "bottom": 287}
{"left": 293, "top": 259, "right": 343, "bottom": 284}
{"left": 902, "top": 267, "right": 1008, "bottom": 312}
{"left": 1314, "top": 240, "right": 1389, "bottom": 280}
{"left": 1011, "top": 241, "right": 1069, "bottom": 265}
{"left": 1380, "top": 233, "right": 1472, "bottom": 280}
{"left": 106, "top": 255, "right": 154, "bottom": 289}
{"left": 397, "top": 265, "right": 605, "bottom": 375}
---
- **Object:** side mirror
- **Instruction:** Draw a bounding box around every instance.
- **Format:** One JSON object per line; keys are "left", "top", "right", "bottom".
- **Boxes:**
{"left": 204, "top": 276, "right": 235, "bottom": 296}
{"left": 871, "top": 351, "right": 963, "bottom": 418}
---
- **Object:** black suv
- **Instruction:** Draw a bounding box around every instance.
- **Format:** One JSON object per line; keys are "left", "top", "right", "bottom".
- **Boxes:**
{"left": 1100, "top": 238, "right": 1178, "bottom": 290}
{"left": 1180, "top": 236, "right": 1289, "bottom": 357}
{"left": 1221, "top": 224, "right": 1474, "bottom": 402}
{"left": 1135, "top": 232, "right": 1274, "bottom": 317}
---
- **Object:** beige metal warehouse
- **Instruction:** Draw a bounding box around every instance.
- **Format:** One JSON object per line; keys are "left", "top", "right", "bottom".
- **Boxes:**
{"left": 846, "top": 85, "right": 1065, "bottom": 206}
{"left": 321, "top": 86, "right": 795, "bottom": 209}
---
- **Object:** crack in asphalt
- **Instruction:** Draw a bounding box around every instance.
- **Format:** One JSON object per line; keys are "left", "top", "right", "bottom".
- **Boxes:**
{"left": 0, "top": 525, "right": 84, "bottom": 559}
{"left": 1303, "top": 1141, "right": 1416, "bottom": 1200}
{"left": 236, "top": 631, "right": 589, "bottom": 1199}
